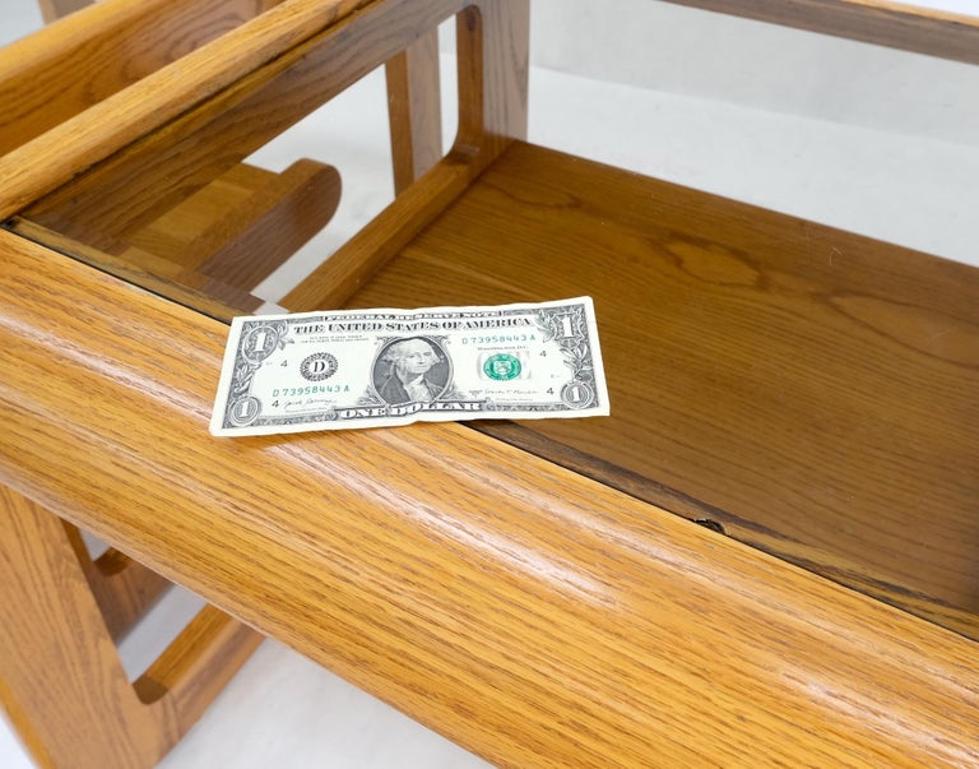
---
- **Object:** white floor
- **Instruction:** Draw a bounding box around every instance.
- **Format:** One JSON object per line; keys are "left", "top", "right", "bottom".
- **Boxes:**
{"left": 2, "top": 9, "right": 979, "bottom": 769}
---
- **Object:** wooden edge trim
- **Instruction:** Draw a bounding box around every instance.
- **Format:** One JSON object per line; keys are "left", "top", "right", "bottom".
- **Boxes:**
{"left": 0, "top": 0, "right": 372, "bottom": 221}
{"left": 1, "top": 230, "right": 977, "bottom": 768}
{"left": 0, "top": 0, "right": 283, "bottom": 156}
{"left": 664, "top": 0, "right": 979, "bottom": 65}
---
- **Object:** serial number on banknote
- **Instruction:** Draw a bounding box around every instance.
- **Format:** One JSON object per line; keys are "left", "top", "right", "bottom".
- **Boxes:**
{"left": 209, "top": 297, "right": 609, "bottom": 437}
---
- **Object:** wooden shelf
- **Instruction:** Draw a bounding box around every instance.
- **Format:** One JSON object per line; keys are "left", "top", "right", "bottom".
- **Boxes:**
{"left": 344, "top": 140, "right": 979, "bottom": 641}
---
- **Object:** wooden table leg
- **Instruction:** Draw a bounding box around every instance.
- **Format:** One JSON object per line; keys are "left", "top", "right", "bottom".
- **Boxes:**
{"left": 36, "top": 0, "right": 92, "bottom": 24}
{"left": 386, "top": 29, "right": 443, "bottom": 193}
{"left": 0, "top": 486, "right": 261, "bottom": 769}
{"left": 62, "top": 523, "right": 171, "bottom": 642}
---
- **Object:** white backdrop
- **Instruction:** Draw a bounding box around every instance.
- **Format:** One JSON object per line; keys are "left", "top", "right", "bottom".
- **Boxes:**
{"left": 444, "top": 0, "right": 979, "bottom": 147}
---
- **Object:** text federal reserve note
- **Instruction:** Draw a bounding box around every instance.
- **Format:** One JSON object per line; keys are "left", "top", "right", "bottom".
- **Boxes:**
{"left": 210, "top": 297, "right": 609, "bottom": 437}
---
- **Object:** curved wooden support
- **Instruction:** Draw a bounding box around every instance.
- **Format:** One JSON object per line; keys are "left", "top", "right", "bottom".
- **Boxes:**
{"left": 178, "top": 160, "right": 341, "bottom": 290}
{"left": 134, "top": 606, "right": 262, "bottom": 733}
{"left": 62, "top": 524, "right": 171, "bottom": 642}
{"left": 282, "top": 0, "right": 530, "bottom": 310}
{"left": 9, "top": 159, "right": 342, "bottom": 317}
{"left": 0, "top": 487, "right": 261, "bottom": 769}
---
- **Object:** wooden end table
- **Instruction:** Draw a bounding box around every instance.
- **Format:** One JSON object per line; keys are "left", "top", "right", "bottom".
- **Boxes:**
{"left": 1, "top": 1, "right": 977, "bottom": 767}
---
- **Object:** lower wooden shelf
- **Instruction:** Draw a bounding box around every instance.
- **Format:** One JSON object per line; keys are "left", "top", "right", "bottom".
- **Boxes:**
{"left": 342, "top": 140, "right": 979, "bottom": 642}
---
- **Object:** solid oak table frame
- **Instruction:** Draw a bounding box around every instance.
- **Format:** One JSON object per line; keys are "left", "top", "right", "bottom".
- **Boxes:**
{"left": 1, "top": 1, "right": 977, "bottom": 768}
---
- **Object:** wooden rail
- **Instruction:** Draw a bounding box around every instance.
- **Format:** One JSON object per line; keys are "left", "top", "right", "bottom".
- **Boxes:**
{"left": 664, "top": 0, "right": 979, "bottom": 64}
{"left": 0, "top": 487, "right": 262, "bottom": 769}
{"left": 0, "top": 0, "right": 369, "bottom": 221}
{"left": 20, "top": 0, "right": 488, "bottom": 249}
{"left": 6, "top": 0, "right": 974, "bottom": 227}
{"left": 1, "top": 230, "right": 977, "bottom": 768}
{"left": 0, "top": 0, "right": 282, "bottom": 156}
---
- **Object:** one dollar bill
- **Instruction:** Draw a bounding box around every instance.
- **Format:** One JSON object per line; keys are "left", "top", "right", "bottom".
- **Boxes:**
{"left": 210, "top": 297, "right": 609, "bottom": 437}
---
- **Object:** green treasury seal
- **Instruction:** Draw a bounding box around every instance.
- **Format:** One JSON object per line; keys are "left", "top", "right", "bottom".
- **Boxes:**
{"left": 483, "top": 353, "right": 522, "bottom": 381}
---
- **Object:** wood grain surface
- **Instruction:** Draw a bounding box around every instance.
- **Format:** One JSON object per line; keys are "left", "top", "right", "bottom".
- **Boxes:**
{"left": 338, "top": 141, "right": 979, "bottom": 642}
{"left": 282, "top": 0, "right": 530, "bottom": 310}
{"left": 21, "top": 0, "right": 508, "bottom": 251}
{"left": 386, "top": 30, "right": 443, "bottom": 194}
{"left": 1, "top": 230, "right": 977, "bottom": 768}
{"left": 0, "top": 0, "right": 367, "bottom": 221}
{"left": 0, "top": 487, "right": 165, "bottom": 769}
{"left": 11, "top": 158, "right": 335, "bottom": 313}
{"left": 0, "top": 0, "right": 280, "bottom": 157}
{"left": 130, "top": 159, "right": 342, "bottom": 292}
{"left": 17, "top": 0, "right": 527, "bottom": 325}
{"left": 133, "top": 605, "right": 262, "bottom": 736}
{"left": 63, "top": 523, "right": 172, "bottom": 641}
{"left": 7, "top": 0, "right": 515, "bottom": 332}
{"left": 664, "top": 0, "right": 979, "bottom": 65}
{"left": 9, "top": 217, "right": 262, "bottom": 321}
{"left": 36, "top": 0, "right": 92, "bottom": 24}
{"left": 0, "top": 486, "right": 261, "bottom": 769}
{"left": 3, "top": 0, "right": 341, "bottom": 318}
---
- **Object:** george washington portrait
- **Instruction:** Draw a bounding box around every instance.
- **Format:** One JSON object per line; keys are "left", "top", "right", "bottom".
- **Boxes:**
{"left": 372, "top": 336, "right": 451, "bottom": 405}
